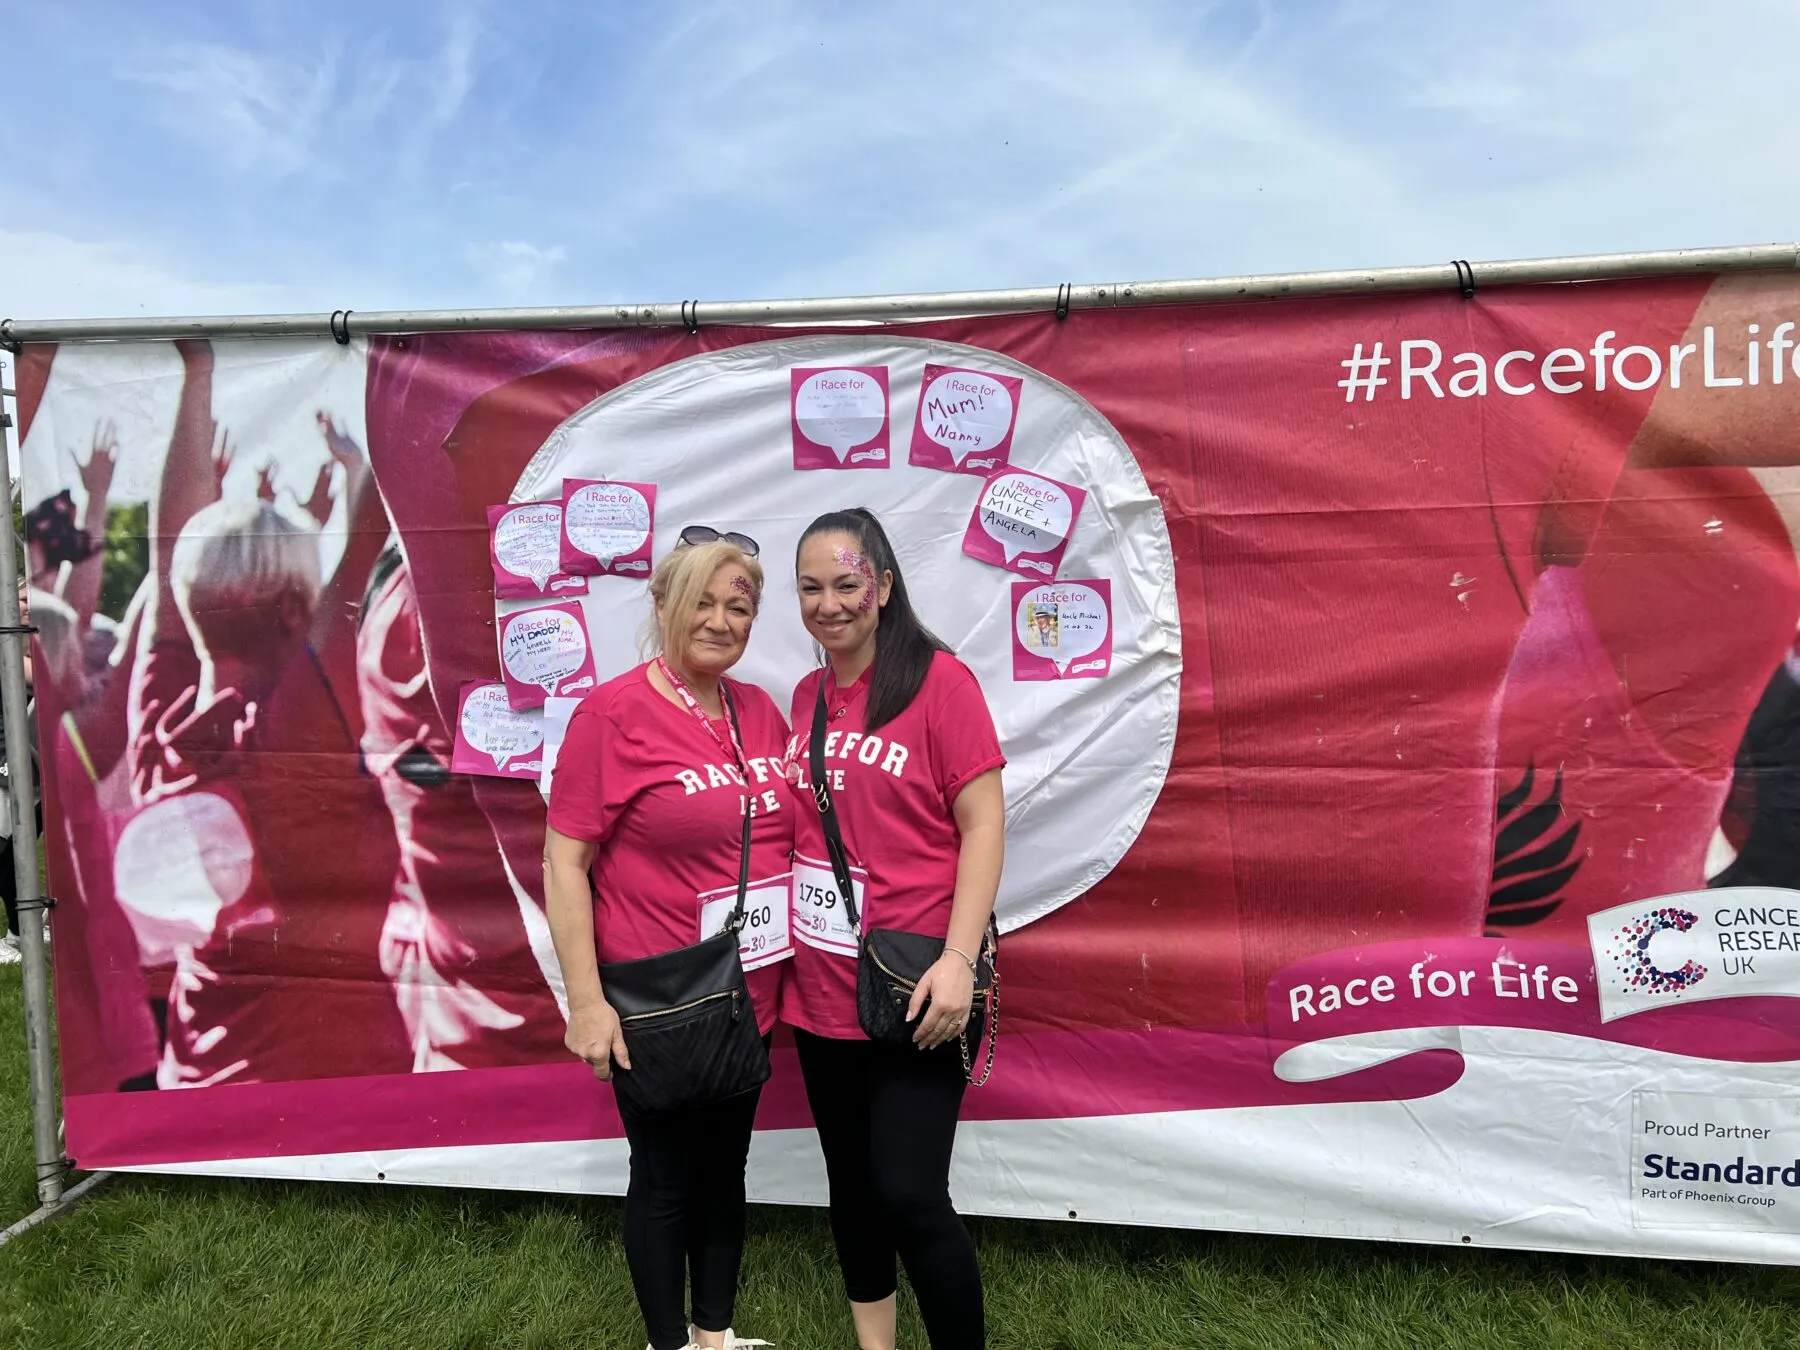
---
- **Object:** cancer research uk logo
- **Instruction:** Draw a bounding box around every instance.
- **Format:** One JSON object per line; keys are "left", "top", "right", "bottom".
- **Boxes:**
{"left": 1587, "top": 888, "right": 1800, "bottom": 1023}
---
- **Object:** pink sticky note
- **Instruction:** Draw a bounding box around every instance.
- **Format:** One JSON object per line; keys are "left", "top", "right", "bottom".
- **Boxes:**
{"left": 961, "top": 468, "right": 1085, "bottom": 580}
{"left": 497, "top": 600, "right": 599, "bottom": 710}
{"left": 1012, "top": 580, "right": 1111, "bottom": 680}
{"left": 908, "top": 364, "right": 1023, "bottom": 476}
{"left": 791, "top": 366, "right": 890, "bottom": 469}
{"left": 489, "top": 503, "right": 588, "bottom": 600}
{"left": 560, "top": 479, "right": 656, "bottom": 577}
{"left": 451, "top": 681, "right": 547, "bottom": 778}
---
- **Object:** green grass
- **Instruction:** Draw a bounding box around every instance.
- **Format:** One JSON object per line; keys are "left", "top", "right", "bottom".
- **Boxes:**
{"left": 3, "top": 967, "right": 1800, "bottom": 1349}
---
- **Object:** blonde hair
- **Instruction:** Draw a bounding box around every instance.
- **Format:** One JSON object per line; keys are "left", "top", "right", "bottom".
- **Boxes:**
{"left": 645, "top": 540, "right": 763, "bottom": 674}
{"left": 171, "top": 499, "right": 322, "bottom": 660}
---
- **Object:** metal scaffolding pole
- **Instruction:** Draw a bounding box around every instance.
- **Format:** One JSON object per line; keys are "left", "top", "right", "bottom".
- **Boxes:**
{"left": 0, "top": 356, "right": 63, "bottom": 1207}
{"left": 3, "top": 242, "right": 1797, "bottom": 345}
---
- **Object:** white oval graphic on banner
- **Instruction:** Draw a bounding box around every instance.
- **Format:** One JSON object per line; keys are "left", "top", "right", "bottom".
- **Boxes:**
{"left": 515, "top": 336, "right": 1181, "bottom": 933}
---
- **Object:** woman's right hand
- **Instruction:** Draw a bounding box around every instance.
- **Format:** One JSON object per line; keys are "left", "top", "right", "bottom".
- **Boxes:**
{"left": 566, "top": 1001, "right": 631, "bottom": 1080}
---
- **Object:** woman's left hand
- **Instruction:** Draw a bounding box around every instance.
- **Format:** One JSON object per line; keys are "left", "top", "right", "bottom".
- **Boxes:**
{"left": 908, "top": 952, "right": 975, "bottom": 1049}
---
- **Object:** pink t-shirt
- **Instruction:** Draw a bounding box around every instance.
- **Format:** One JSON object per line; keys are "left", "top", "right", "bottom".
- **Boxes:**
{"left": 547, "top": 663, "right": 793, "bottom": 1033}
{"left": 781, "top": 650, "right": 1005, "bottom": 1039}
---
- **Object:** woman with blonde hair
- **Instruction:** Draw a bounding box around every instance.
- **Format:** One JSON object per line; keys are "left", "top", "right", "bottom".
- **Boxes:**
{"left": 544, "top": 527, "right": 790, "bottom": 1350}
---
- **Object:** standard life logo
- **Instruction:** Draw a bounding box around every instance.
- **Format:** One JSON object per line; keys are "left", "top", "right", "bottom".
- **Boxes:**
{"left": 1633, "top": 1092, "right": 1800, "bottom": 1232}
{"left": 1588, "top": 887, "right": 1800, "bottom": 1023}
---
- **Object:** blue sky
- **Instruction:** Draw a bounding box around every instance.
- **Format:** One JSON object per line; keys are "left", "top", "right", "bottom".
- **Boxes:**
{"left": 4, "top": 0, "right": 1800, "bottom": 321}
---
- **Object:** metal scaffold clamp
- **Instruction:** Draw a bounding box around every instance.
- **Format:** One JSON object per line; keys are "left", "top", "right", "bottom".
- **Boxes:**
{"left": 0, "top": 319, "right": 18, "bottom": 354}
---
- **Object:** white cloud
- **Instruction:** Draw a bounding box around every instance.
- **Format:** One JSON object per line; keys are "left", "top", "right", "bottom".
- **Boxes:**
{"left": 126, "top": 41, "right": 339, "bottom": 178}
{"left": 469, "top": 240, "right": 568, "bottom": 296}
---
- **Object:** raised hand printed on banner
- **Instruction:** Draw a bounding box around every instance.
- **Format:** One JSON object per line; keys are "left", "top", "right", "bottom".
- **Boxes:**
{"left": 489, "top": 502, "right": 586, "bottom": 599}
{"left": 498, "top": 601, "right": 598, "bottom": 709}
{"left": 1012, "top": 580, "right": 1111, "bottom": 679}
{"left": 451, "top": 682, "right": 546, "bottom": 778}
{"left": 909, "top": 364, "right": 1023, "bottom": 475}
{"left": 962, "top": 468, "right": 1084, "bottom": 578}
{"left": 791, "top": 366, "right": 890, "bottom": 468}
{"left": 560, "top": 479, "right": 655, "bottom": 576}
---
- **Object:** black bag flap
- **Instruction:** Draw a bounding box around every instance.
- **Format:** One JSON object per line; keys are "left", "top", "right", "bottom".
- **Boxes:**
{"left": 600, "top": 931, "right": 745, "bottom": 1018}
{"left": 865, "top": 927, "right": 993, "bottom": 996}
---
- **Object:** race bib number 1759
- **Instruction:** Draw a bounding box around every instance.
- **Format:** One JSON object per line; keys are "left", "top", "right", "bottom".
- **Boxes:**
{"left": 790, "top": 855, "right": 864, "bottom": 958}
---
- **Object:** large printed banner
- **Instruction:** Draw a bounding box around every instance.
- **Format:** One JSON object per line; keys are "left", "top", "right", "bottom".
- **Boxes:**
{"left": 16, "top": 274, "right": 1800, "bottom": 1262}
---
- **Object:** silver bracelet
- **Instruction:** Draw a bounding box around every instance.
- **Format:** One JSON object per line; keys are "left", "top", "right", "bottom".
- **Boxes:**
{"left": 944, "top": 944, "right": 978, "bottom": 973}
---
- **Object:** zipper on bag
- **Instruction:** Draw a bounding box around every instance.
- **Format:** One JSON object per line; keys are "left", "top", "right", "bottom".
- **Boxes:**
{"left": 620, "top": 988, "right": 734, "bottom": 1027}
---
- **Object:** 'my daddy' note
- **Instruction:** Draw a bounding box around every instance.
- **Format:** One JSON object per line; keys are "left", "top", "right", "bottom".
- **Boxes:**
{"left": 451, "top": 682, "right": 545, "bottom": 778}
{"left": 489, "top": 502, "right": 587, "bottom": 600}
{"left": 560, "top": 479, "right": 655, "bottom": 577}
{"left": 1012, "top": 580, "right": 1112, "bottom": 680}
{"left": 961, "top": 468, "right": 1085, "bottom": 579}
{"left": 498, "top": 601, "right": 598, "bottom": 709}
{"left": 909, "top": 365, "right": 1022, "bottom": 476}
{"left": 792, "top": 367, "right": 890, "bottom": 469}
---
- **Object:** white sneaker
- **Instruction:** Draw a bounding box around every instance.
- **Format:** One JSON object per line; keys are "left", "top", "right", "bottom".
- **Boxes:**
{"left": 673, "top": 1332, "right": 770, "bottom": 1350}
{"left": 0, "top": 934, "right": 20, "bottom": 965}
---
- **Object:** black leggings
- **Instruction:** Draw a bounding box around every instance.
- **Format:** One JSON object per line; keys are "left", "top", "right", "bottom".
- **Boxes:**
{"left": 619, "top": 1083, "right": 762, "bottom": 1350}
{"left": 794, "top": 1029, "right": 984, "bottom": 1350}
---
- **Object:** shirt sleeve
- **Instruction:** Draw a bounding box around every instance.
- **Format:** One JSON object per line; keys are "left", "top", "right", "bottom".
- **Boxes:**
{"left": 928, "top": 659, "right": 1006, "bottom": 805}
{"left": 545, "top": 700, "right": 623, "bottom": 844}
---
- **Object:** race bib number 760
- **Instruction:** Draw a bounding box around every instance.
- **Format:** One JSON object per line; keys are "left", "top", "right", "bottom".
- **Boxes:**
{"left": 698, "top": 874, "right": 793, "bottom": 972}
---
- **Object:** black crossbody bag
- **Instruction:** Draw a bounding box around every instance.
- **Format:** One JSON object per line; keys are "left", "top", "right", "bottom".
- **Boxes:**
{"left": 809, "top": 681, "right": 998, "bottom": 1085}
{"left": 599, "top": 688, "right": 771, "bottom": 1118}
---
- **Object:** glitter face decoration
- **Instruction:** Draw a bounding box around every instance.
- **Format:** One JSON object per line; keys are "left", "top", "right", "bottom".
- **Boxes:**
{"left": 729, "top": 573, "right": 755, "bottom": 603}
{"left": 835, "top": 546, "right": 877, "bottom": 614}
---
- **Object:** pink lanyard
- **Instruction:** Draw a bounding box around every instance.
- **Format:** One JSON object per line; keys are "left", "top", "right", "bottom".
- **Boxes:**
{"left": 655, "top": 656, "right": 746, "bottom": 771}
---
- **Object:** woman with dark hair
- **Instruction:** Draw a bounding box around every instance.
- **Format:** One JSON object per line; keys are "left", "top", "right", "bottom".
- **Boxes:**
{"left": 784, "top": 508, "right": 1005, "bottom": 1350}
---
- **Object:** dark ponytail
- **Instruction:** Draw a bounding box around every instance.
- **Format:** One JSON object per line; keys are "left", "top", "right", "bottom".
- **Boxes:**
{"left": 798, "top": 508, "right": 950, "bottom": 730}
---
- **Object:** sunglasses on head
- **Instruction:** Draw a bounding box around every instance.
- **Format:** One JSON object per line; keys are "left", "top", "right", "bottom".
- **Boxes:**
{"left": 677, "top": 525, "right": 759, "bottom": 557}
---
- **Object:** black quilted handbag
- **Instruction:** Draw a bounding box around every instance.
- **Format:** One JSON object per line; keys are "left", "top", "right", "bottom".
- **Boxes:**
{"left": 600, "top": 688, "right": 771, "bottom": 1117}
{"left": 809, "top": 682, "right": 998, "bottom": 1085}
